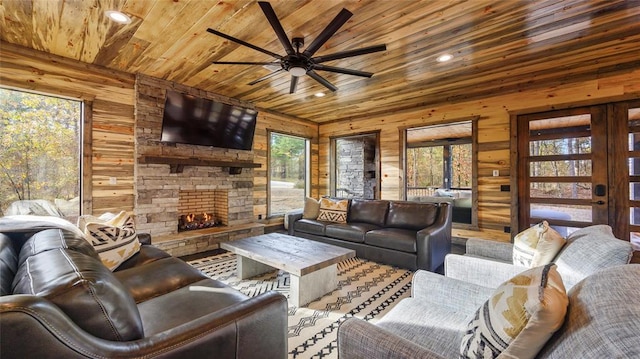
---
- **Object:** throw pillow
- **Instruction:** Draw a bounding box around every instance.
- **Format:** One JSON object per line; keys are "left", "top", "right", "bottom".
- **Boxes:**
{"left": 316, "top": 197, "right": 349, "bottom": 223}
{"left": 513, "top": 221, "right": 566, "bottom": 268}
{"left": 81, "top": 211, "right": 141, "bottom": 271}
{"left": 460, "top": 264, "right": 568, "bottom": 359}
{"left": 302, "top": 197, "right": 321, "bottom": 219}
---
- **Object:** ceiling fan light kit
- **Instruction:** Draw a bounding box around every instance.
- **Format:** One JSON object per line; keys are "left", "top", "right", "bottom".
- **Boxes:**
{"left": 208, "top": 1, "right": 386, "bottom": 94}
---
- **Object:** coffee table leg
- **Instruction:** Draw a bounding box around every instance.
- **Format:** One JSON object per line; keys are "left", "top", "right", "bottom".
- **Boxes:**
{"left": 290, "top": 264, "right": 338, "bottom": 307}
{"left": 237, "top": 255, "right": 274, "bottom": 279}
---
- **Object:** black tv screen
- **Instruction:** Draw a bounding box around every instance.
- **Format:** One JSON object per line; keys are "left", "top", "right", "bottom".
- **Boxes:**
{"left": 160, "top": 90, "right": 258, "bottom": 150}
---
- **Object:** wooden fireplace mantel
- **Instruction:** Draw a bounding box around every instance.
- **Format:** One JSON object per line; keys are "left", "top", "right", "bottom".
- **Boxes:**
{"left": 138, "top": 156, "right": 261, "bottom": 174}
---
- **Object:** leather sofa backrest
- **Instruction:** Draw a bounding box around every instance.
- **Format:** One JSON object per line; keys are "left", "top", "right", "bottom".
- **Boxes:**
{"left": 18, "top": 228, "right": 99, "bottom": 265}
{"left": 348, "top": 199, "right": 390, "bottom": 226}
{"left": 385, "top": 201, "right": 439, "bottom": 230}
{"left": 10, "top": 229, "right": 144, "bottom": 341}
{"left": 0, "top": 234, "right": 18, "bottom": 296}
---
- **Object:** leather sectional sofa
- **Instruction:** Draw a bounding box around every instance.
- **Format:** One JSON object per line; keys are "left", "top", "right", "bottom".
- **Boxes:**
{"left": 0, "top": 216, "right": 287, "bottom": 359}
{"left": 287, "top": 199, "right": 452, "bottom": 271}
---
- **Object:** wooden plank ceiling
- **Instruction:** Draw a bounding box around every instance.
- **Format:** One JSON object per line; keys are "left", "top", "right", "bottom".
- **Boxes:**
{"left": 1, "top": 0, "right": 639, "bottom": 123}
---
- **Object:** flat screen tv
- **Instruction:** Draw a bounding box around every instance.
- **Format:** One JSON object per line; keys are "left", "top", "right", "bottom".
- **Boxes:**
{"left": 160, "top": 90, "right": 258, "bottom": 150}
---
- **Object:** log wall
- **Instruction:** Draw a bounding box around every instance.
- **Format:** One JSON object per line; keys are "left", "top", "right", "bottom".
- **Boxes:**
{"left": 319, "top": 69, "right": 640, "bottom": 241}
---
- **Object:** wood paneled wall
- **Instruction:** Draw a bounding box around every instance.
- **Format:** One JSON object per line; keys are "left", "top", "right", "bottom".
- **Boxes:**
{"left": 320, "top": 69, "right": 640, "bottom": 242}
{"left": 0, "top": 41, "right": 136, "bottom": 215}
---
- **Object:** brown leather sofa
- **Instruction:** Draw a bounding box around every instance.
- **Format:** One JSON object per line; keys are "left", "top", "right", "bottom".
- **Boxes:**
{"left": 0, "top": 218, "right": 287, "bottom": 358}
{"left": 287, "top": 199, "right": 452, "bottom": 271}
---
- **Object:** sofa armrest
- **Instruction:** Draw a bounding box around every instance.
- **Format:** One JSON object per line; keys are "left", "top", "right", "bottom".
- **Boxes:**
{"left": 444, "top": 254, "right": 528, "bottom": 288}
{"left": 416, "top": 203, "right": 452, "bottom": 271}
{"left": 465, "top": 238, "right": 513, "bottom": 262}
{"left": 338, "top": 318, "right": 447, "bottom": 359}
{"left": 411, "top": 269, "right": 494, "bottom": 311}
{"left": 1, "top": 291, "right": 288, "bottom": 359}
{"left": 286, "top": 210, "right": 304, "bottom": 235}
{"left": 137, "top": 232, "right": 152, "bottom": 245}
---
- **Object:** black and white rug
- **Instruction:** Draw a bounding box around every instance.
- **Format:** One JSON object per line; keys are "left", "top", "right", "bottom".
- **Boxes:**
{"left": 186, "top": 252, "right": 413, "bottom": 359}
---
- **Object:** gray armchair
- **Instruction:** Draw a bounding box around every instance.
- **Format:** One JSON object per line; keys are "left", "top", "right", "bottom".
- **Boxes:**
{"left": 338, "top": 264, "right": 640, "bottom": 358}
{"left": 445, "top": 225, "right": 633, "bottom": 289}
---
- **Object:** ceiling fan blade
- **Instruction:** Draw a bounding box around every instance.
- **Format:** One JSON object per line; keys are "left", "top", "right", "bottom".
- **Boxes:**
{"left": 306, "top": 70, "right": 338, "bottom": 92}
{"left": 258, "top": 1, "right": 295, "bottom": 55}
{"left": 313, "top": 64, "right": 373, "bottom": 78}
{"left": 212, "top": 61, "right": 279, "bottom": 65}
{"left": 302, "top": 8, "right": 352, "bottom": 57}
{"left": 289, "top": 76, "right": 299, "bottom": 94}
{"left": 313, "top": 44, "right": 387, "bottom": 63}
{"left": 248, "top": 69, "right": 284, "bottom": 85}
{"left": 207, "top": 28, "right": 282, "bottom": 59}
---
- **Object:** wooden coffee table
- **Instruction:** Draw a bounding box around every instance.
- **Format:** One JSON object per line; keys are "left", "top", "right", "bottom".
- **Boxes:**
{"left": 220, "top": 233, "right": 356, "bottom": 307}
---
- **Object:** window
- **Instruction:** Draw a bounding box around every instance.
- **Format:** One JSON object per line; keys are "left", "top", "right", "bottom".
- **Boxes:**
{"left": 268, "top": 132, "right": 310, "bottom": 216}
{"left": 404, "top": 119, "right": 477, "bottom": 227}
{"left": 0, "top": 88, "right": 82, "bottom": 218}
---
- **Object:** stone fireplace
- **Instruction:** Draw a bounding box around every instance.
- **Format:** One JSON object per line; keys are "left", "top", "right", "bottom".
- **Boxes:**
{"left": 134, "top": 74, "right": 260, "bottom": 240}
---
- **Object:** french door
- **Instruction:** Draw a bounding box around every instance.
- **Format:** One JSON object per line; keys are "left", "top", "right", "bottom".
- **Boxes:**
{"left": 517, "top": 99, "right": 640, "bottom": 243}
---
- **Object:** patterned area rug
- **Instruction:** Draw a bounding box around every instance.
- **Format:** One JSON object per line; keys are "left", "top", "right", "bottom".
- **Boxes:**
{"left": 186, "top": 252, "right": 413, "bottom": 359}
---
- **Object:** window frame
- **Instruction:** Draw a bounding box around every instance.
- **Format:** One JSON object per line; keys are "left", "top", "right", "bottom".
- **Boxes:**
{"left": 401, "top": 117, "right": 479, "bottom": 229}
{"left": 266, "top": 130, "right": 310, "bottom": 217}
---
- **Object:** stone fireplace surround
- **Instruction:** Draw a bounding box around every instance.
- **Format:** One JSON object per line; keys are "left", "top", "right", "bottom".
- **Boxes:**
{"left": 134, "top": 75, "right": 264, "bottom": 256}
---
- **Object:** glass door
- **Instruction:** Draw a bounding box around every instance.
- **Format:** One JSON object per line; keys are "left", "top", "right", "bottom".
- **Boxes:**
{"left": 518, "top": 107, "right": 607, "bottom": 237}
{"left": 518, "top": 100, "right": 640, "bottom": 243}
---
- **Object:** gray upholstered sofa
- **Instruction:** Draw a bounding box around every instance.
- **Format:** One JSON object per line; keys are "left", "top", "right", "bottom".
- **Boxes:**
{"left": 337, "top": 225, "right": 636, "bottom": 358}
{"left": 287, "top": 199, "right": 452, "bottom": 271}
{"left": 445, "top": 224, "right": 633, "bottom": 289}
{"left": 0, "top": 216, "right": 288, "bottom": 358}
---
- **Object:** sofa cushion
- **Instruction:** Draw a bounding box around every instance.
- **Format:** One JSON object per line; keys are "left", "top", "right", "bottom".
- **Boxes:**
{"left": 0, "top": 234, "right": 18, "bottom": 296}
{"left": 365, "top": 228, "right": 417, "bottom": 253}
{"left": 12, "top": 248, "right": 144, "bottom": 341}
{"left": 294, "top": 219, "right": 328, "bottom": 236}
{"left": 554, "top": 225, "right": 632, "bottom": 289}
{"left": 348, "top": 199, "right": 389, "bottom": 226}
{"left": 325, "top": 223, "right": 381, "bottom": 243}
{"left": 538, "top": 264, "right": 640, "bottom": 358}
{"left": 18, "top": 228, "right": 100, "bottom": 265}
{"left": 512, "top": 221, "right": 566, "bottom": 268}
{"left": 385, "top": 201, "right": 438, "bottom": 230}
{"left": 81, "top": 211, "right": 142, "bottom": 271}
{"left": 317, "top": 198, "right": 349, "bottom": 223}
{"left": 460, "top": 264, "right": 568, "bottom": 359}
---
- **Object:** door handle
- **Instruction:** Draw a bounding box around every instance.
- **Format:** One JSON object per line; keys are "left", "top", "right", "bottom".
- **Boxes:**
{"left": 591, "top": 200, "right": 605, "bottom": 205}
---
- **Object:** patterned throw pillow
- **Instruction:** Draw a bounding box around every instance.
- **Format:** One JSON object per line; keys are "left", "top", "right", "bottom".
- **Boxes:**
{"left": 513, "top": 221, "right": 566, "bottom": 268}
{"left": 81, "top": 211, "right": 141, "bottom": 271}
{"left": 460, "top": 264, "right": 568, "bottom": 359}
{"left": 316, "top": 198, "right": 349, "bottom": 223}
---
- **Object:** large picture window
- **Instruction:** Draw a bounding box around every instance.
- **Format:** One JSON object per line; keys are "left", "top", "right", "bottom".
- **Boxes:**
{"left": 404, "top": 119, "right": 477, "bottom": 227}
{"left": 0, "top": 88, "right": 82, "bottom": 219}
{"left": 268, "top": 131, "right": 310, "bottom": 216}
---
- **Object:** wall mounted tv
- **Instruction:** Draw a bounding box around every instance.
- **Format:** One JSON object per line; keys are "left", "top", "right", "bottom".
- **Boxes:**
{"left": 160, "top": 90, "right": 258, "bottom": 150}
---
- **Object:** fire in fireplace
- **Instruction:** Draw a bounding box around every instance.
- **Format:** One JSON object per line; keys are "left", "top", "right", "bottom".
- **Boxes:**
{"left": 178, "top": 212, "right": 219, "bottom": 232}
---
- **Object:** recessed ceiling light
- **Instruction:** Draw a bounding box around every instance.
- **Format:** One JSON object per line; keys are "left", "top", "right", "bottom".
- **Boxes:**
{"left": 314, "top": 92, "right": 326, "bottom": 97}
{"left": 437, "top": 53, "right": 453, "bottom": 62}
{"left": 105, "top": 10, "right": 132, "bottom": 24}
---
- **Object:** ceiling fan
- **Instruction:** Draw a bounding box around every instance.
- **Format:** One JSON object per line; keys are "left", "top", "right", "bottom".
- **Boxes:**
{"left": 207, "top": 1, "right": 386, "bottom": 94}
